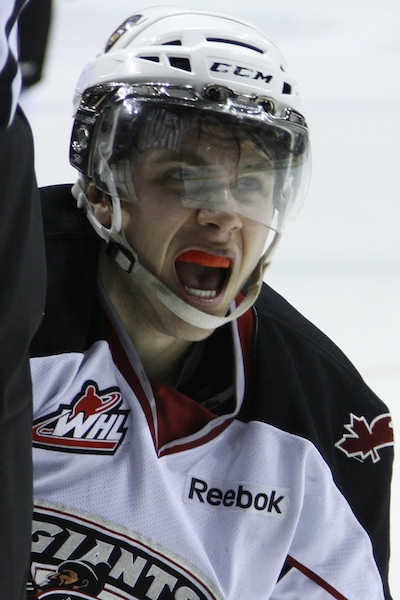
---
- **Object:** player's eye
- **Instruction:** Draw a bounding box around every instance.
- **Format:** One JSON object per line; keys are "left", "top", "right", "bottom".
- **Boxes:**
{"left": 235, "top": 175, "right": 263, "bottom": 193}
{"left": 231, "top": 173, "right": 268, "bottom": 205}
{"left": 168, "top": 166, "right": 210, "bottom": 198}
{"left": 170, "top": 167, "right": 199, "bottom": 182}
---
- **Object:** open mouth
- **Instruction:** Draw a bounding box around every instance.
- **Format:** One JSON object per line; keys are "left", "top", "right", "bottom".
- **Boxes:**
{"left": 175, "top": 250, "right": 232, "bottom": 300}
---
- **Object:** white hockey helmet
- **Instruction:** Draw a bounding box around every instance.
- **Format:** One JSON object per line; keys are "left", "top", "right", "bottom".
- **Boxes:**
{"left": 70, "top": 7, "right": 311, "bottom": 330}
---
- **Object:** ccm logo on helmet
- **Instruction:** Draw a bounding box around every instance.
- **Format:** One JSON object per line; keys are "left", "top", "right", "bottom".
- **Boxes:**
{"left": 210, "top": 62, "right": 273, "bottom": 83}
{"left": 185, "top": 477, "right": 288, "bottom": 517}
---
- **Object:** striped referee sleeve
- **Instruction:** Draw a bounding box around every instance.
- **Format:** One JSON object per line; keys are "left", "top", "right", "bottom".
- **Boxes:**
{"left": 0, "top": 0, "right": 27, "bottom": 129}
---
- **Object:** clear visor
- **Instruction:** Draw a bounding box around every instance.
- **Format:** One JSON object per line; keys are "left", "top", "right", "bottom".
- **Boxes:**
{"left": 88, "top": 97, "right": 310, "bottom": 232}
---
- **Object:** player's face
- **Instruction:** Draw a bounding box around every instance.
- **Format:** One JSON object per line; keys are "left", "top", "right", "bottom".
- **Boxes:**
{"left": 93, "top": 121, "right": 273, "bottom": 339}
{"left": 122, "top": 126, "right": 270, "bottom": 320}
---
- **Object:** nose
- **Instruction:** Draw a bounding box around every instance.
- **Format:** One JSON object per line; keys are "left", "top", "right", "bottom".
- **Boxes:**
{"left": 197, "top": 208, "right": 243, "bottom": 233}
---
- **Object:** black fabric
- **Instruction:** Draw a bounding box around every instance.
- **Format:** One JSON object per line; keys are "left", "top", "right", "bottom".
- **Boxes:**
{"left": 31, "top": 183, "right": 393, "bottom": 599}
{"left": 0, "top": 109, "right": 46, "bottom": 600}
{"left": 18, "top": 0, "right": 52, "bottom": 88}
{"left": 30, "top": 184, "right": 100, "bottom": 357}
{"left": 0, "top": 0, "right": 27, "bottom": 128}
{"left": 176, "top": 326, "right": 236, "bottom": 413}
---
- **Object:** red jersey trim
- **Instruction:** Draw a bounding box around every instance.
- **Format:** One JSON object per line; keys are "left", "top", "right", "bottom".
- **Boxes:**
{"left": 100, "top": 299, "right": 255, "bottom": 457}
{"left": 287, "top": 555, "right": 348, "bottom": 599}
{"left": 236, "top": 294, "right": 255, "bottom": 403}
{"left": 100, "top": 308, "right": 158, "bottom": 449}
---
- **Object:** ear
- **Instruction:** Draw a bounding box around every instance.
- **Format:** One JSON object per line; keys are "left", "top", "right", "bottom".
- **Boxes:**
{"left": 87, "top": 183, "right": 112, "bottom": 228}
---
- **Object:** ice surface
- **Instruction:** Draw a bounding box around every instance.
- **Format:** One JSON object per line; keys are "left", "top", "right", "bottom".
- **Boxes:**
{"left": 21, "top": 0, "right": 400, "bottom": 595}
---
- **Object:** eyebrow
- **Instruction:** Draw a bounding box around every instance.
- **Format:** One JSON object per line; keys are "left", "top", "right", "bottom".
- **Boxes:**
{"left": 145, "top": 148, "right": 207, "bottom": 166}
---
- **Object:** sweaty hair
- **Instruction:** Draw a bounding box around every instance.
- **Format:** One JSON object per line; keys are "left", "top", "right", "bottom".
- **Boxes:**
{"left": 100, "top": 102, "right": 301, "bottom": 169}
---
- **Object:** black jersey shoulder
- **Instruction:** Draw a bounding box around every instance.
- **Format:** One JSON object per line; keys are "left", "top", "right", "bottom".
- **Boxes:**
{"left": 30, "top": 184, "right": 100, "bottom": 357}
{"left": 241, "top": 283, "right": 391, "bottom": 468}
{"left": 246, "top": 282, "right": 389, "bottom": 432}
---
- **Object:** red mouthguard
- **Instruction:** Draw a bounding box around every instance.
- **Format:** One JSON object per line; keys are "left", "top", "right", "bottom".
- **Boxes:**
{"left": 176, "top": 250, "right": 231, "bottom": 268}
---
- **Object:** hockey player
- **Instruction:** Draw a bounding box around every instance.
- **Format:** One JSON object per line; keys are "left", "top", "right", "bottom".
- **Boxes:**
{"left": 29, "top": 7, "right": 394, "bottom": 599}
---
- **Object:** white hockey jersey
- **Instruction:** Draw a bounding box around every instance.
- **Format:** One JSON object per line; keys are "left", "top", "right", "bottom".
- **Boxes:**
{"left": 28, "top": 185, "right": 394, "bottom": 599}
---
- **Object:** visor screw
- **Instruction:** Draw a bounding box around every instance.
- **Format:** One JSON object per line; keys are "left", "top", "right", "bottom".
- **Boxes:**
{"left": 259, "top": 100, "right": 274, "bottom": 114}
{"left": 76, "top": 125, "right": 89, "bottom": 150}
{"left": 204, "top": 86, "right": 226, "bottom": 102}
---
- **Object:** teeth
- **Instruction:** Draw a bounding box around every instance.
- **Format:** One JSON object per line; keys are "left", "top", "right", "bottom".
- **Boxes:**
{"left": 185, "top": 287, "right": 217, "bottom": 299}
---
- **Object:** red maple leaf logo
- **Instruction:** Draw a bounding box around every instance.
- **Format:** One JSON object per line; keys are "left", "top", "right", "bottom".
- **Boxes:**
{"left": 335, "top": 413, "right": 394, "bottom": 463}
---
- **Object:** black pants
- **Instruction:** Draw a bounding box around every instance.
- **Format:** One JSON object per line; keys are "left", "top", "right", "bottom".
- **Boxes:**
{"left": 0, "top": 109, "right": 46, "bottom": 599}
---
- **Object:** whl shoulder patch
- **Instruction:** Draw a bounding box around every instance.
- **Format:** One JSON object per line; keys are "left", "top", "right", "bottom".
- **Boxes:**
{"left": 32, "top": 380, "right": 129, "bottom": 455}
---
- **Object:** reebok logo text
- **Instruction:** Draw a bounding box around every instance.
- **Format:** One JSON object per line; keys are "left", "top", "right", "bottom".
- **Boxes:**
{"left": 185, "top": 477, "right": 288, "bottom": 517}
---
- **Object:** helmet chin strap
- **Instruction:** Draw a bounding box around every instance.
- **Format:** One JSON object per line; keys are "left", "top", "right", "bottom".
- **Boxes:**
{"left": 72, "top": 180, "right": 280, "bottom": 330}
{"left": 107, "top": 237, "right": 280, "bottom": 330}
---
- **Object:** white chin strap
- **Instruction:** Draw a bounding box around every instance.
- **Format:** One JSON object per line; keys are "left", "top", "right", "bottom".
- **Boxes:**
{"left": 107, "top": 237, "right": 279, "bottom": 330}
{"left": 72, "top": 180, "right": 280, "bottom": 330}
